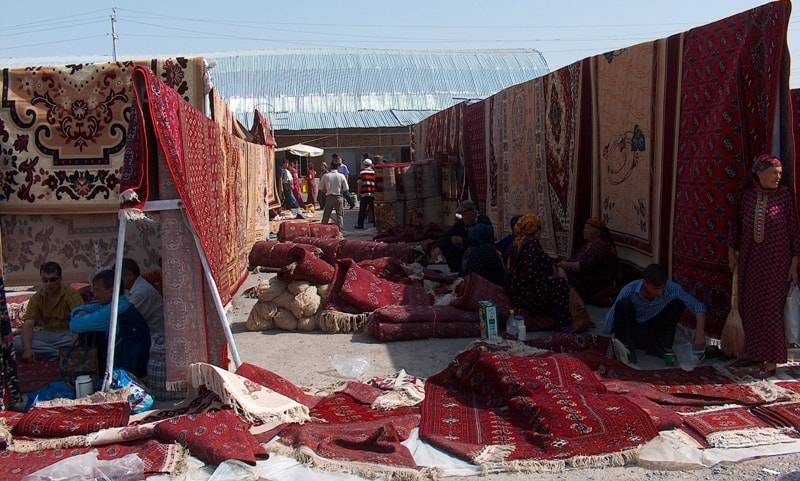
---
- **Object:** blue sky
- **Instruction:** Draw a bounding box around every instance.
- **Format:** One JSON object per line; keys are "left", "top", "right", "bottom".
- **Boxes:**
{"left": 1, "top": 1, "right": 798, "bottom": 86}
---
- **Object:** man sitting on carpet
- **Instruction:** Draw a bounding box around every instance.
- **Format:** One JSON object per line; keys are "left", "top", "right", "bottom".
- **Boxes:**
{"left": 604, "top": 263, "right": 707, "bottom": 364}
{"left": 70, "top": 269, "right": 151, "bottom": 378}
{"left": 431, "top": 199, "right": 493, "bottom": 273}
{"left": 121, "top": 258, "right": 170, "bottom": 398}
{"left": 13, "top": 261, "right": 84, "bottom": 362}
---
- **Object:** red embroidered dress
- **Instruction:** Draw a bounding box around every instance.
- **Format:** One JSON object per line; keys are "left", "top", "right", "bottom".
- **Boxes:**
{"left": 728, "top": 186, "right": 800, "bottom": 363}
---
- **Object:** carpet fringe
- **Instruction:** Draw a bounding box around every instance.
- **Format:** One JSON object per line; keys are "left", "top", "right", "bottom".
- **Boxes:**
{"left": 482, "top": 457, "right": 565, "bottom": 475}
{"left": 0, "top": 418, "right": 12, "bottom": 448}
{"left": 166, "top": 379, "right": 190, "bottom": 396}
{"left": 705, "top": 426, "right": 798, "bottom": 448}
{"left": 34, "top": 388, "right": 130, "bottom": 407}
{"left": 10, "top": 434, "right": 90, "bottom": 452}
{"left": 471, "top": 443, "right": 514, "bottom": 464}
{"left": 190, "top": 363, "right": 310, "bottom": 425}
{"left": 568, "top": 447, "right": 640, "bottom": 468}
{"left": 318, "top": 310, "right": 369, "bottom": 333}
{"left": 748, "top": 379, "right": 800, "bottom": 402}
{"left": 267, "top": 443, "right": 441, "bottom": 481}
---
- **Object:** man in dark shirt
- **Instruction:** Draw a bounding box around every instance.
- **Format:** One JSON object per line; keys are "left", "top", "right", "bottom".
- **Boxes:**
{"left": 431, "top": 199, "right": 492, "bottom": 273}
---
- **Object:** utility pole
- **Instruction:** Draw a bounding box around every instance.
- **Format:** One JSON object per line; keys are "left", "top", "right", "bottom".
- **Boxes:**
{"left": 111, "top": 8, "right": 118, "bottom": 61}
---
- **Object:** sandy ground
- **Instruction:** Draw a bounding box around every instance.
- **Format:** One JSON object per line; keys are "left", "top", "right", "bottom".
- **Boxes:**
{"left": 225, "top": 207, "right": 800, "bottom": 480}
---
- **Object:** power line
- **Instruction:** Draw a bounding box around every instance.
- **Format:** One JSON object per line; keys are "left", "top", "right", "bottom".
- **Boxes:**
{"left": 0, "top": 35, "right": 108, "bottom": 51}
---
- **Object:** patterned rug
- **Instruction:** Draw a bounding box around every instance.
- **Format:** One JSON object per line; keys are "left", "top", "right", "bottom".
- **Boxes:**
{"left": 364, "top": 305, "right": 481, "bottom": 341}
{"left": 671, "top": 1, "right": 792, "bottom": 337}
{"left": 325, "top": 258, "right": 433, "bottom": 314}
{"left": 123, "top": 65, "right": 277, "bottom": 391}
{"left": 680, "top": 405, "right": 797, "bottom": 448}
{"left": 0, "top": 438, "right": 183, "bottom": 481}
{"left": 15, "top": 357, "right": 62, "bottom": 394}
{"left": 270, "top": 380, "right": 430, "bottom": 481}
{"left": 420, "top": 347, "right": 659, "bottom": 471}
{"left": 0, "top": 58, "right": 206, "bottom": 284}
{"left": 591, "top": 35, "right": 683, "bottom": 274}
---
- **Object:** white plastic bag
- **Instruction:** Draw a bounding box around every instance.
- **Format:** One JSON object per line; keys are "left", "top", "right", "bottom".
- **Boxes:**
{"left": 22, "top": 450, "right": 143, "bottom": 481}
{"left": 784, "top": 284, "right": 800, "bottom": 345}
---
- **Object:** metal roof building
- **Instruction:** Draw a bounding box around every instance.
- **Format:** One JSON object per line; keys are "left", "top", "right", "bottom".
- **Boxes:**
{"left": 208, "top": 49, "right": 551, "bottom": 130}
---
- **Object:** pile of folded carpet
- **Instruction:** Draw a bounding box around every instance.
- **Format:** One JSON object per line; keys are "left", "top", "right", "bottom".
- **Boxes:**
{"left": 246, "top": 239, "right": 518, "bottom": 340}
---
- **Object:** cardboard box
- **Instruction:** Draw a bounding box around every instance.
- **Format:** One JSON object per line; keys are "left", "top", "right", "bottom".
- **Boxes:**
{"left": 478, "top": 300, "right": 499, "bottom": 339}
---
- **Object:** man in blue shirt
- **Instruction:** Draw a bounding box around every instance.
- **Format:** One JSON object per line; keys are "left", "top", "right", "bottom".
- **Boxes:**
{"left": 604, "top": 263, "right": 706, "bottom": 363}
{"left": 70, "top": 269, "right": 151, "bottom": 378}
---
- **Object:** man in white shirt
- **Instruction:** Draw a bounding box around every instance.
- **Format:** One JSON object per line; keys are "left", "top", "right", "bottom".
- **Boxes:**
{"left": 333, "top": 154, "right": 356, "bottom": 209}
{"left": 320, "top": 159, "right": 350, "bottom": 232}
{"left": 280, "top": 159, "right": 300, "bottom": 210}
{"left": 121, "top": 258, "right": 170, "bottom": 398}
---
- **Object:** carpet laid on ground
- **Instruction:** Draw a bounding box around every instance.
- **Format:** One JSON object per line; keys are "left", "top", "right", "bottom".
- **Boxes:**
{"left": 5, "top": 337, "right": 800, "bottom": 478}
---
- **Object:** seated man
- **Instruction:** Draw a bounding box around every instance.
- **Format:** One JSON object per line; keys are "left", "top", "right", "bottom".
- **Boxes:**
{"left": 13, "top": 261, "right": 84, "bottom": 362}
{"left": 604, "top": 263, "right": 707, "bottom": 364}
{"left": 431, "top": 199, "right": 492, "bottom": 273}
{"left": 121, "top": 258, "right": 171, "bottom": 399}
{"left": 70, "top": 269, "right": 151, "bottom": 378}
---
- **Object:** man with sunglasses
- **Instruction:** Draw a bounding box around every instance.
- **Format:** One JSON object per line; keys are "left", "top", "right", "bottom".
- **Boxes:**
{"left": 13, "top": 261, "right": 84, "bottom": 362}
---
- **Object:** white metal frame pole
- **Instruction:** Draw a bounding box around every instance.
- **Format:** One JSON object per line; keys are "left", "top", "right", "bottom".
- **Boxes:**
{"left": 102, "top": 199, "right": 242, "bottom": 391}
{"left": 102, "top": 219, "right": 127, "bottom": 391}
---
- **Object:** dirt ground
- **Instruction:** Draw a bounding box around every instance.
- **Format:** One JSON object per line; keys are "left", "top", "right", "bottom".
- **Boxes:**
{"left": 224, "top": 208, "right": 800, "bottom": 480}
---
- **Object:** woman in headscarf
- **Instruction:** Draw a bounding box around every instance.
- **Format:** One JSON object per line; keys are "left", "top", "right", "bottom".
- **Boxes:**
{"left": 556, "top": 217, "right": 619, "bottom": 302}
{"left": 506, "top": 214, "right": 571, "bottom": 328}
{"left": 495, "top": 215, "right": 522, "bottom": 266}
{"left": 728, "top": 154, "right": 800, "bottom": 372}
{"left": 461, "top": 223, "right": 506, "bottom": 286}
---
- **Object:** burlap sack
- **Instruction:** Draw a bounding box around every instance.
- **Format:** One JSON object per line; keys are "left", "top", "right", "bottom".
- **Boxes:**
{"left": 258, "top": 277, "right": 288, "bottom": 302}
{"left": 246, "top": 301, "right": 278, "bottom": 331}
{"left": 274, "top": 307, "right": 298, "bottom": 330}
{"left": 287, "top": 280, "right": 313, "bottom": 296}
{"left": 296, "top": 315, "right": 317, "bottom": 331}
{"left": 274, "top": 290, "right": 297, "bottom": 311}
{"left": 294, "top": 287, "right": 321, "bottom": 318}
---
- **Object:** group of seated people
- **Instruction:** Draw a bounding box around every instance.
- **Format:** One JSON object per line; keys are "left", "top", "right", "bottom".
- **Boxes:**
{"left": 433, "top": 199, "right": 708, "bottom": 362}
{"left": 433, "top": 199, "right": 619, "bottom": 305}
{"left": 13, "top": 258, "right": 164, "bottom": 392}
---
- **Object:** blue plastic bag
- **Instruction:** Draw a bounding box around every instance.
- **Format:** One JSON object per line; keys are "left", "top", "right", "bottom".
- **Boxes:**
{"left": 25, "top": 381, "right": 75, "bottom": 412}
{"left": 110, "top": 369, "right": 154, "bottom": 414}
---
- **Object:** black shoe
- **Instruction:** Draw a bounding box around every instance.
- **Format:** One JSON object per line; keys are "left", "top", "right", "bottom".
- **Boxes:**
{"left": 354, "top": 225, "right": 364, "bottom": 230}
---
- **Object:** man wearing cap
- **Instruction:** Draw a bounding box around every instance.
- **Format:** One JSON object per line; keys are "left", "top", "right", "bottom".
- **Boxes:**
{"left": 431, "top": 199, "right": 492, "bottom": 273}
{"left": 355, "top": 157, "right": 376, "bottom": 229}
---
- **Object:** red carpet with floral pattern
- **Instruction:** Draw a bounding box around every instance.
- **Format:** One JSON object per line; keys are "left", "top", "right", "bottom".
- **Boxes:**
{"left": 420, "top": 346, "right": 659, "bottom": 469}
{"left": 154, "top": 409, "right": 268, "bottom": 466}
{"left": 364, "top": 305, "right": 481, "bottom": 341}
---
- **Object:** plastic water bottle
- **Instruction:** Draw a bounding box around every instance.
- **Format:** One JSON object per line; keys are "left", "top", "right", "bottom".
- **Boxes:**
{"left": 75, "top": 375, "right": 94, "bottom": 398}
{"left": 506, "top": 309, "right": 518, "bottom": 338}
{"left": 517, "top": 320, "right": 527, "bottom": 341}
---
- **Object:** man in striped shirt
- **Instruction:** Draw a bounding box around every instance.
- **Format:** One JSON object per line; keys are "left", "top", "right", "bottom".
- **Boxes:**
{"left": 604, "top": 263, "right": 707, "bottom": 364}
{"left": 355, "top": 157, "right": 376, "bottom": 230}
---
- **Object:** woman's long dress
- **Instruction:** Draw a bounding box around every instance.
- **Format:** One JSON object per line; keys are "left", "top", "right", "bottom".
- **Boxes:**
{"left": 507, "top": 236, "right": 570, "bottom": 327}
{"left": 729, "top": 187, "right": 800, "bottom": 363}
{"left": 565, "top": 238, "right": 617, "bottom": 299}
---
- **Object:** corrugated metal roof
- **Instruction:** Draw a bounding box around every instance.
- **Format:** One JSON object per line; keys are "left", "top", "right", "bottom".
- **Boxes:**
{"left": 243, "top": 109, "right": 438, "bottom": 131}
{"left": 1, "top": 49, "right": 550, "bottom": 130}
{"left": 210, "top": 49, "right": 549, "bottom": 129}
